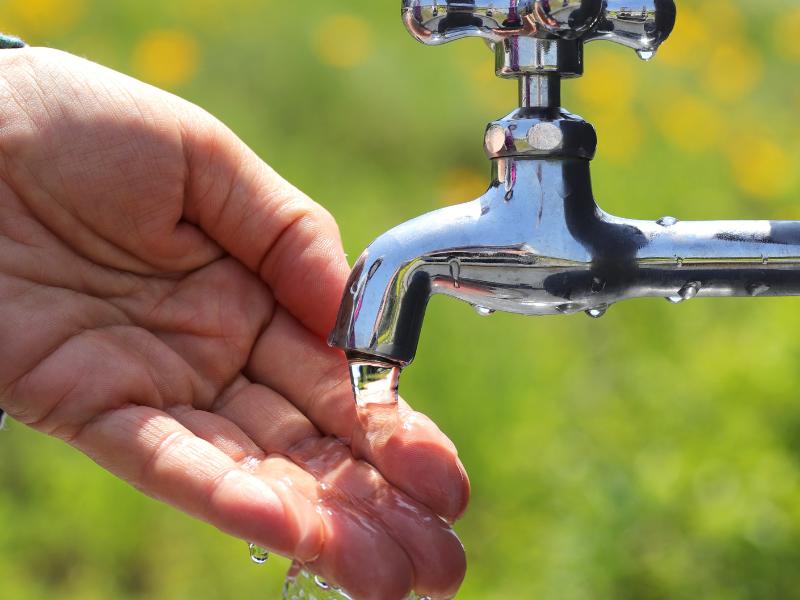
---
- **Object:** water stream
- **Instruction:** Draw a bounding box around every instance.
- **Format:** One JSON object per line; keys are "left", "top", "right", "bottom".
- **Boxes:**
{"left": 249, "top": 358, "right": 432, "bottom": 599}
{"left": 282, "top": 563, "right": 430, "bottom": 600}
{"left": 348, "top": 359, "right": 401, "bottom": 408}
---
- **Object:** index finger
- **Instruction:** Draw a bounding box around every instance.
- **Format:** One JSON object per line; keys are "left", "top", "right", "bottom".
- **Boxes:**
{"left": 177, "top": 106, "right": 349, "bottom": 337}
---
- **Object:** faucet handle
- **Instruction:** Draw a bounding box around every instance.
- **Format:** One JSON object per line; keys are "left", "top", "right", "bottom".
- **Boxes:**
{"left": 402, "top": 1, "right": 677, "bottom": 72}
{"left": 401, "top": 1, "right": 604, "bottom": 46}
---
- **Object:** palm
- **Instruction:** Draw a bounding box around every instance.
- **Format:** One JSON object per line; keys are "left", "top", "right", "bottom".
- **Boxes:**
{"left": 0, "top": 49, "right": 468, "bottom": 600}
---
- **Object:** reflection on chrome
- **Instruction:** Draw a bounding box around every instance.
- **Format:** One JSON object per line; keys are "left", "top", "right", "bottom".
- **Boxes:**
{"left": 330, "top": 1, "right": 800, "bottom": 367}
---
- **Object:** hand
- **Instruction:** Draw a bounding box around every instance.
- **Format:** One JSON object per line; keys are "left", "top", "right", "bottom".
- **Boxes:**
{"left": 0, "top": 48, "right": 469, "bottom": 600}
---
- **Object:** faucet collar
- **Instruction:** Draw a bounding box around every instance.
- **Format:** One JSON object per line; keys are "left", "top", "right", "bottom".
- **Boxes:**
{"left": 484, "top": 108, "right": 597, "bottom": 161}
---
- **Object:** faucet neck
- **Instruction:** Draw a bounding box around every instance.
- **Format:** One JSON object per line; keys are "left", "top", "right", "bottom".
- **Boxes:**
{"left": 518, "top": 74, "right": 561, "bottom": 110}
{"left": 485, "top": 44, "right": 594, "bottom": 162}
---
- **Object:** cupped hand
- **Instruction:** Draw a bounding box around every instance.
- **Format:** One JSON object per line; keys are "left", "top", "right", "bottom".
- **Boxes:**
{"left": 0, "top": 48, "right": 469, "bottom": 600}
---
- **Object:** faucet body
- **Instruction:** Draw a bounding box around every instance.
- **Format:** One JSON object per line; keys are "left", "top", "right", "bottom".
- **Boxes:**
{"left": 329, "top": 1, "right": 800, "bottom": 366}
{"left": 332, "top": 156, "right": 800, "bottom": 366}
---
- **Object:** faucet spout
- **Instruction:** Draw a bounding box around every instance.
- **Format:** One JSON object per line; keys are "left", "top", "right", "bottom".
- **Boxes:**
{"left": 328, "top": 191, "right": 517, "bottom": 367}
{"left": 329, "top": 159, "right": 597, "bottom": 365}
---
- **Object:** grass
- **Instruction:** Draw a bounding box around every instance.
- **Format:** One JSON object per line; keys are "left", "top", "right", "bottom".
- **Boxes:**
{"left": 3, "top": 0, "right": 800, "bottom": 597}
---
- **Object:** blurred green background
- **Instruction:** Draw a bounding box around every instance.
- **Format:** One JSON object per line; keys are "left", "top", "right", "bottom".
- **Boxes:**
{"left": 3, "top": 0, "right": 800, "bottom": 598}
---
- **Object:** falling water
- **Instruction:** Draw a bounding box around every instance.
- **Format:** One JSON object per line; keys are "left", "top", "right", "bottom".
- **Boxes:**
{"left": 248, "top": 543, "right": 269, "bottom": 564}
{"left": 282, "top": 565, "right": 431, "bottom": 600}
{"left": 279, "top": 358, "right": 424, "bottom": 598}
{"left": 348, "top": 359, "right": 401, "bottom": 408}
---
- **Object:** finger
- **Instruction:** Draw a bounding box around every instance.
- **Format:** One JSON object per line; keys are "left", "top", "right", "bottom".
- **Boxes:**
{"left": 255, "top": 455, "right": 415, "bottom": 600}
{"left": 248, "top": 307, "right": 470, "bottom": 521}
{"left": 198, "top": 382, "right": 465, "bottom": 597}
{"left": 177, "top": 106, "right": 349, "bottom": 337}
{"left": 167, "top": 402, "right": 423, "bottom": 599}
{"left": 70, "top": 404, "right": 324, "bottom": 562}
{"left": 290, "top": 437, "right": 467, "bottom": 599}
{"left": 211, "top": 377, "right": 320, "bottom": 453}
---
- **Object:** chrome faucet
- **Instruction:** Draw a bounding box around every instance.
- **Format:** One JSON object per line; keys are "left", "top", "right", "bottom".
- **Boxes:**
{"left": 330, "top": 1, "right": 800, "bottom": 368}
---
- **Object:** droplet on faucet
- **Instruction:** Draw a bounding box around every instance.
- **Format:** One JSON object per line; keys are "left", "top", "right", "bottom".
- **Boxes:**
{"left": 636, "top": 49, "right": 656, "bottom": 61}
{"left": 656, "top": 216, "right": 679, "bottom": 227}
{"left": 747, "top": 282, "right": 771, "bottom": 297}
{"left": 585, "top": 305, "right": 608, "bottom": 319}
{"left": 474, "top": 305, "right": 495, "bottom": 317}
{"left": 666, "top": 281, "right": 701, "bottom": 304}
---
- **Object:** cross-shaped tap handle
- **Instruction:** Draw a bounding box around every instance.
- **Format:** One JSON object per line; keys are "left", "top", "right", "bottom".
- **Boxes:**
{"left": 402, "top": 1, "right": 676, "bottom": 78}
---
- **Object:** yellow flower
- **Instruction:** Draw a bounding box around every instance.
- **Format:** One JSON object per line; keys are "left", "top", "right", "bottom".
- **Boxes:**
{"left": 703, "top": 41, "right": 762, "bottom": 102}
{"left": 773, "top": 8, "right": 800, "bottom": 62}
{"left": 575, "top": 48, "right": 637, "bottom": 111}
{"left": 657, "top": 7, "right": 708, "bottom": 69}
{"left": 132, "top": 30, "right": 199, "bottom": 89}
{"left": 594, "top": 110, "right": 643, "bottom": 163}
{"left": 5, "top": 0, "right": 86, "bottom": 38}
{"left": 653, "top": 92, "right": 724, "bottom": 154}
{"left": 313, "top": 15, "right": 373, "bottom": 70}
{"left": 728, "top": 136, "right": 794, "bottom": 200}
{"left": 439, "top": 168, "right": 488, "bottom": 206}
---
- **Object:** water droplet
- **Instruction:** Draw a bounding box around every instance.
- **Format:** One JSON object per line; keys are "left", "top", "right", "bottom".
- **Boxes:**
{"left": 504, "top": 189, "right": 514, "bottom": 202}
{"left": 591, "top": 276, "right": 606, "bottom": 294}
{"left": 474, "top": 305, "right": 495, "bottom": 317}
{"left": 283, "top": 566, "right": 426, "bottom": 599}
{"left": 585, "top": 305, "right": 608, "bottom": 319}
{"left": 666, "top": 281, "right": 701, "bottom": 304}
{"left": 747, "top": 282, "right": 771, "bottom": 297}
{"left": 637, "top": 49, "right": 655, "bottom": 61}
{"left": 449, "top": 259, "right": 461, "bottom": 288}
{"left": 248, "top": 543, "right": 269, "bottom": 564}
{"left": 656, "top": 216, "right": 679, "bottom": 227}
{"left": 283, "top": 567, "right": 356, "bottom": 599}
{"left": 348, "top": 360, "right": 401, "bottom": 408}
